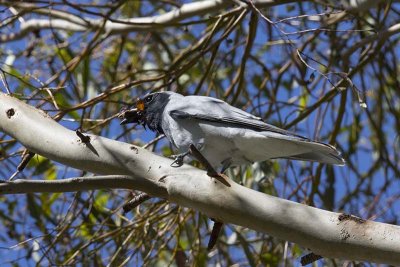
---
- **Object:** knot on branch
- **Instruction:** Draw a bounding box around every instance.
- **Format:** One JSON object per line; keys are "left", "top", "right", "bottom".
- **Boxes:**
{"left": 6, "top": 108, "right": 15, "bottom": 118}
{"left": 338, "top": 213, "right": 366, "bottom": 224}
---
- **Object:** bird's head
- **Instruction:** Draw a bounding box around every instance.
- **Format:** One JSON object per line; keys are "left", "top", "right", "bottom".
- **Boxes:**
{"left": 119, "top": 92, "right": 172, "bottom": 133}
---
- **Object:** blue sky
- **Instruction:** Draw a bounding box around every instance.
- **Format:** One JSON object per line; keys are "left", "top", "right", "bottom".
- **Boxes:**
{"left": 0, "top": 1, "right": 399, "bottom": 265}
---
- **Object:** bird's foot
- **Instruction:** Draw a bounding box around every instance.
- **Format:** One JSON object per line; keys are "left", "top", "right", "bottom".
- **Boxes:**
{"left": 170, "top": 151, "right": 190, "bottom": 167}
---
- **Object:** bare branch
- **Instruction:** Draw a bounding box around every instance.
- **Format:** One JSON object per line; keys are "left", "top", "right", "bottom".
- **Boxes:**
{"left": 0, "top": 175, "right": 142, "bottom": 194}
{"left": 0, "top": 0, "right": 296, "bottom": 42}
{"left": 343, "top": 23, "right": 400, "bottom": 58}
{"left": 1, "top": 93, "right": 400, "bottom": 264}
{"left": 342, "top": 0, "right": 385, "bottom": 11}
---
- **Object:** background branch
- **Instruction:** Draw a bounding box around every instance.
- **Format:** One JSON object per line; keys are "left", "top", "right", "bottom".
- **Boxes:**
{"left": 1, "top": 0, "right": 399, "bottom": 264}
{"left": 1, "top": 93, "right": 400, "bottom": 264}
{"left": 0, "top": 175, "right": 140, "bottom": 194}
{"left": 0, "top": 0, "right": 295, "bottom": 42}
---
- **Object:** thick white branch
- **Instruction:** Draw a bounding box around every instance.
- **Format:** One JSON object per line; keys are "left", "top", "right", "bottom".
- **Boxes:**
{"left": 0, "top": 0, "right": 294, "bottom": 42}
{"left": 0, "top": 92, "right": 400, "bottom": 264}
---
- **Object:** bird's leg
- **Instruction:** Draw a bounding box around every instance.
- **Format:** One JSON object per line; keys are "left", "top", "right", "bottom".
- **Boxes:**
{"left": 170, "top": 151, "right": 190, "bottom": 167}
{"left": 188, "top": 144, "right": 230, "bottom": 187}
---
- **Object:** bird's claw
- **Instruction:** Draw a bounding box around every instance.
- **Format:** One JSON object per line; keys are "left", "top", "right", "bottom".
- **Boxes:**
{"left": 170, "top": 155, "right": 184, "bottom": 167}
{"left": 170, "top": 151, "right": 189, "bottom": 167}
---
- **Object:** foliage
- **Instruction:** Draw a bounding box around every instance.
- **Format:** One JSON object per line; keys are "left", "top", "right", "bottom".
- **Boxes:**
{"left": 0, "top": 1, "right": 399, "bottom": 265}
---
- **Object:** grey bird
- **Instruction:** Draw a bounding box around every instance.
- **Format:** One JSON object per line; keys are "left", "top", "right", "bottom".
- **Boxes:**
{"left": 120, "top": 91, "right": 345, "bottom": 170}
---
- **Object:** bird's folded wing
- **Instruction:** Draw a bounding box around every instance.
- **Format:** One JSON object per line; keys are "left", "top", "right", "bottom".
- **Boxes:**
{"left": 169, "top": 109, "right": 345, "bottom": 164}
{"left": 169, "top": 109, "right": 308, "bottom": 140}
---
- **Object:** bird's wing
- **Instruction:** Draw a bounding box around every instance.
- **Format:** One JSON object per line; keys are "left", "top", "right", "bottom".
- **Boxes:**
{"left": 168, "top": 95, "right": 308, "bottom": 140}
{"left": 166, "top": 95, "right": 345, "bottom": 165}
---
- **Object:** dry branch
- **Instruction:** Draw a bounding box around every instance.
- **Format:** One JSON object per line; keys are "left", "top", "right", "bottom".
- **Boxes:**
{"left": 0, "top": 92, "right": 400, "bottom": 264}
{"left": 0, "top": 0, "right": 295, "bottom": 42}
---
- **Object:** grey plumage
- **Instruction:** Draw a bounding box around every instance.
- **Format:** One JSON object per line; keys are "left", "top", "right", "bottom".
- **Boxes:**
{"left": 121, "top": 91, "right": 345, "bottom": 168}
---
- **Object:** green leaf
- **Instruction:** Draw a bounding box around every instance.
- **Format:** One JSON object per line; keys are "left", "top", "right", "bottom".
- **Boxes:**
{"left": 299, "top": 93, "right": 308, "bottom": 110}
{"left": 261, "top": 252, "right": 280, "bottom": 265}
{"left": 28, "top": 155, "right": 55, "bottom": 177}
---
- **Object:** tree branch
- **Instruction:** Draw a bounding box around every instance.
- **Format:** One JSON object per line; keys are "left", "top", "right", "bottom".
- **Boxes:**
{"left": 343, "top": 23, "right": 400, "bottom": 58}
{"left": 342, "top": 0, "right": 385, "bottom": 11}
{"left": 0, "top": 0, "right": 295, "bottom": 42}
{"left": 1, "top": 92, "right": 400, "bottom": 264}
{"left": 0, "top": 175, "right": 141, "bottom": 194}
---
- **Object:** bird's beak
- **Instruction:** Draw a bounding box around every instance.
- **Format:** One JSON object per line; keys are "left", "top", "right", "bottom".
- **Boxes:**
{"left": 119, "top": 108, "right": 141, "bottom": 125}
{"left": 120, "top": 118, "right": 129, "bottom": 125}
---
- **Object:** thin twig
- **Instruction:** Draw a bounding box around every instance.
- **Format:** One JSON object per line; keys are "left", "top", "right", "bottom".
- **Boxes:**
{"left": 207, "top": 219, "right": 223, "bottom": 250}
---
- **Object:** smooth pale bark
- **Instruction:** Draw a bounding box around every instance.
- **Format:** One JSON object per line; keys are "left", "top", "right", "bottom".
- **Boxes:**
{"left": 0, "top": 92, "right": 400, "bottom": 265}
{"left": 0, "top": 0, "right": 296, "bottom": 42}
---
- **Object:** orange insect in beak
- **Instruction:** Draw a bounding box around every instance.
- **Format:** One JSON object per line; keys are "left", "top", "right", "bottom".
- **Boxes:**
{"left": 136, "top": 99, "right": 145, "bottom": 111}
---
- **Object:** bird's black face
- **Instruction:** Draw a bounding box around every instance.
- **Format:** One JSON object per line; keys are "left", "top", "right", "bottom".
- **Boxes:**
{"left": 119, "top": 92, "right": 171, "bottom": 134}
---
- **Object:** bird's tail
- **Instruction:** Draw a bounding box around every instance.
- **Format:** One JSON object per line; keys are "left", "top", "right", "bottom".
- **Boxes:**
{"left": 276, "top": 141, "right": 345, "bottom": 166}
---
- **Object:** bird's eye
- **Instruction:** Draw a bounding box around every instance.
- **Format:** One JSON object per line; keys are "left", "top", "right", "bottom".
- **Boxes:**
{"left": 145, "top": 95, "right": 154, "bottom": 103}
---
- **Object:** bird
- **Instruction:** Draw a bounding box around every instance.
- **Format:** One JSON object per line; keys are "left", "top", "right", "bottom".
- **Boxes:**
{"left": 120, "top": 91, "right": 345, "bottom": 171}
